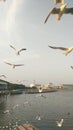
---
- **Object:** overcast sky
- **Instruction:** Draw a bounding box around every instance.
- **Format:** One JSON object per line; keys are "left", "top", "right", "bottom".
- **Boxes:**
{"left": 0, "top": 0, "right": 73, "bottom": 85}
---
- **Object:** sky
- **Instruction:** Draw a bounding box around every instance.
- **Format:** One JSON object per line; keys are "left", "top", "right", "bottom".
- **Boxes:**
{"left": 0, "top": 0, "right": 73, "bottom": 86}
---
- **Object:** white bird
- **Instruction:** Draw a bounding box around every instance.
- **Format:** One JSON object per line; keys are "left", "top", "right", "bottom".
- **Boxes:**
{"left": 3, "top": 110, "right": 10, "bottom": 114}
{"left": 44, "top": 3, "right": 73, "bottom": 22}
{"left": 9, "top": 45, "right": 27, "bottom": 55}
{"left": 56, "top": 119, "right": 64, "bottom": 127}
{"left": 13, "top": 104, "right": 19, "bottom": 109}
{"left": 54, "top": 0, "right": 64, "bottom": 5}
{"left": 48, "top": 45, "right": 73, "bottom": 55}
{"left": 39, "top": 94, "right": 46, "bottom": 98}
{"left": 36, "top": 93, "right": 46, "bottom": 99}
{"left": 4, "top": 61, "right": 24, "bottom": 68}
{"left": 35, "top": 114, "right": 41, "bottom": 121}
{"left": 38, "top": 88, "right": 43, "bottom": 93}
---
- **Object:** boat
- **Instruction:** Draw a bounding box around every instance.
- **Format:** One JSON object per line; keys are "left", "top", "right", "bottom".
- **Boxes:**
{"left": 25, "top": 87, "right": 57, "bottom": 94}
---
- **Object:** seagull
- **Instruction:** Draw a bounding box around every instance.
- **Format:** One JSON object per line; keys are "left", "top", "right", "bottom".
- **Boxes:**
{"left": 9, "top": 45, "right": 27, "bottom": 55}
{"left": 13, "top": 104, "right": 19, "bottom": 109}
{"left": 48, "top": 45, "right": 73, "bottom": 55}
{"left": 23, "top": 101, "right": 31, "bottom": 106}
{"left": 70, "top": 66, "right": 73, "bottom": 69}
{"left": 3, "top": 110, "right": 10, "bottom": 114}
{"left": 0, "top": 75, "right": 6, "bottom": 78}
{"left": 35, "top": 114, "right": 41, "bottom": 121}
{"left": 54, "top": 0, "right": 64, "bottom": 5}
{"left": 38, "top": 87, "right": 43, "bottom": 93}
{"left": 40, "top": 94, "right": 46, "bottom": 98}
{"left": 4, "top": 61, "right": 24, "bottom": 68}
{"left": 56, "top": 119, "right": 64, "bottom": 127}
{"left": 44, "top": 4, "right": 73, "bottom": 22}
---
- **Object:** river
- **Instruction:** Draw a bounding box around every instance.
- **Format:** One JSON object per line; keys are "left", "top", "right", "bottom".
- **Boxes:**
{"left": 0, "top": 90, "right": 73, "bottom": 130}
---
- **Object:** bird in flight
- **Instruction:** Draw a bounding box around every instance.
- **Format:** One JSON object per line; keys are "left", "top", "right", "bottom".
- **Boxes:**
{"left": 4, "top": 61, "right": 24, "bottom": 68}
{"left": 0, "top": 75, "right": 7, "bottom": 78}
{"left": 48, "top": 45, "right": 73, "bottom": 55}
{"left": 56, "top": 119, "right": 64, "bottom": 127}
{"left": 44, "top": 3, "right": 73, "bottom": 22}
{"left": 9, "top": 45, "right": 27, "bottom": 55}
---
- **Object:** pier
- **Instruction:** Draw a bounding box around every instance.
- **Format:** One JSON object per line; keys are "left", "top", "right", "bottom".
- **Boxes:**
{"left": 17, "top": 123, "right": 38, "bottom": 130}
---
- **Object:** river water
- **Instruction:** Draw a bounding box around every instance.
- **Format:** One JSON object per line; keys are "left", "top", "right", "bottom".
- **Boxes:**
{"left": 0, "top": 90, "right": 73, "bottom": 130}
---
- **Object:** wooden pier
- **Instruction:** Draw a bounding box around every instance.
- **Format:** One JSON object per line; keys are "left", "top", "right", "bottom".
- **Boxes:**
{"left": 17, "top": 123, "right": 38, "bottom": 130}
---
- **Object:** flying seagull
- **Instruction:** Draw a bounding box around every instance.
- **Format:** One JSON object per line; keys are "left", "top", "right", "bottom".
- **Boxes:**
{"left": 48, "top": 45, "right": 73, "bottom": 55}
{"left": 54, "top": 0, "right": 64, "bottom": 5}
{"left": 44, "top": 4, "right": 73, "bottom": 22}
{"left": 0, "top": 75, "right": 6, "bottom": 78}
{"left": 4, "top": 61, "right": 24, "bottom": 68}
{"left": 56, "top": 119, "right": 64, "bottom": 127}
{"left": 9, "top": 45, "right": 27, "bottom": 55}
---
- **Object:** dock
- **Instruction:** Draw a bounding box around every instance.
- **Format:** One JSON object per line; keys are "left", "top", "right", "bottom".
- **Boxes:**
{"left": 17, "top": 123, "right": 38, "bottom": 130}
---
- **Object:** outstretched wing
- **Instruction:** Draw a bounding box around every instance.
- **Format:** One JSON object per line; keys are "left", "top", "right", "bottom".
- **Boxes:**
{"left": 71, "top": 66, "right": 73, "bottom": 69}
{"left": 54, "top": 0, "right": 64, "bottom": 4}
{"left": 48, "top": 45, "right": 68, "bottom": 50}
{"left": 15, "top": 64, "right": 24, "bottom": 67}
{"left": 4, "top": 61, "right": 12, "bottom": 66}
{"left": 56, "top": 121, "right": 59, "bottom": 125}
{"left": 44, "top": 8, "right": 60, "bottom": 23}
{"left": 0, "top": 75, "right": 6, "bottom": 78}
{"left": 65, "top": 7, "right": 73, "bottom": 14}
{"left": 9, "top": 45, "right": 16, "bottom": 51}
{"left": 19, "top": 48, "right": 27, "bottom": 53}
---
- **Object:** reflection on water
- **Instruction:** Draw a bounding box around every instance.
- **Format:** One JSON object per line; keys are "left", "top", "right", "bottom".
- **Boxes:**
{"left": 0, "top": 91, "right": 73, "bottom": 130}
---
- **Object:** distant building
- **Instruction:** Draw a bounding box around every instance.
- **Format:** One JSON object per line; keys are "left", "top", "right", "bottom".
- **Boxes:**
{"left": 0, "top": 81, "right": 8, "bottom": 103}
{"left": 29, "top": 83, "right": 41, "bottom": 88}
{"left": 58, "top": 84, "right": 64, "bottom": 89}
{"left": 0, "top": 81, "right": 7, "bottom": 90}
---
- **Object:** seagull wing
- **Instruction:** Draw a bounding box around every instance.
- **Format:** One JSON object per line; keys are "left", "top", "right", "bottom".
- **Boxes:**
{"left": 64, "top": 7, "right": 73, "bottom": 14}
{"left": 19, "top": 48, "right": 27, "bottom": 53}
{"left": 60, "top": 119, "right": 64, "bottom": 125}
{"left": 48, "top": 45, "right": 67, "bottom": 50}
{"left": 4, "top": 61, "right": 12, "bottom": 66}
{"left": 15, "top": 64, "right": 24, "bottom": 67}
{"left": 44, "top": 8, "right": 60, "bottom": 23}
{"left": 54, "top": 0, "right": 62, "bottom": 4}
{"left": 71, "top": 66, "right": 73, "bottom": 69}
{"left": 55, "top": 0, "right": 64, "bottom": 4}
{"left": 56, "top": 121, "right": 59, "bottom": 125}
{"left": 0, "top": 75, "right": 6, "bottom": 78}
{"left": 9, "top": 45, "right": 16, "bottom": 51}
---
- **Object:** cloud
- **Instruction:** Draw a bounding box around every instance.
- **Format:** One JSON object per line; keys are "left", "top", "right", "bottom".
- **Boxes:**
{"left": 6, "top": 0, "right": 23, "bottom": 33}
